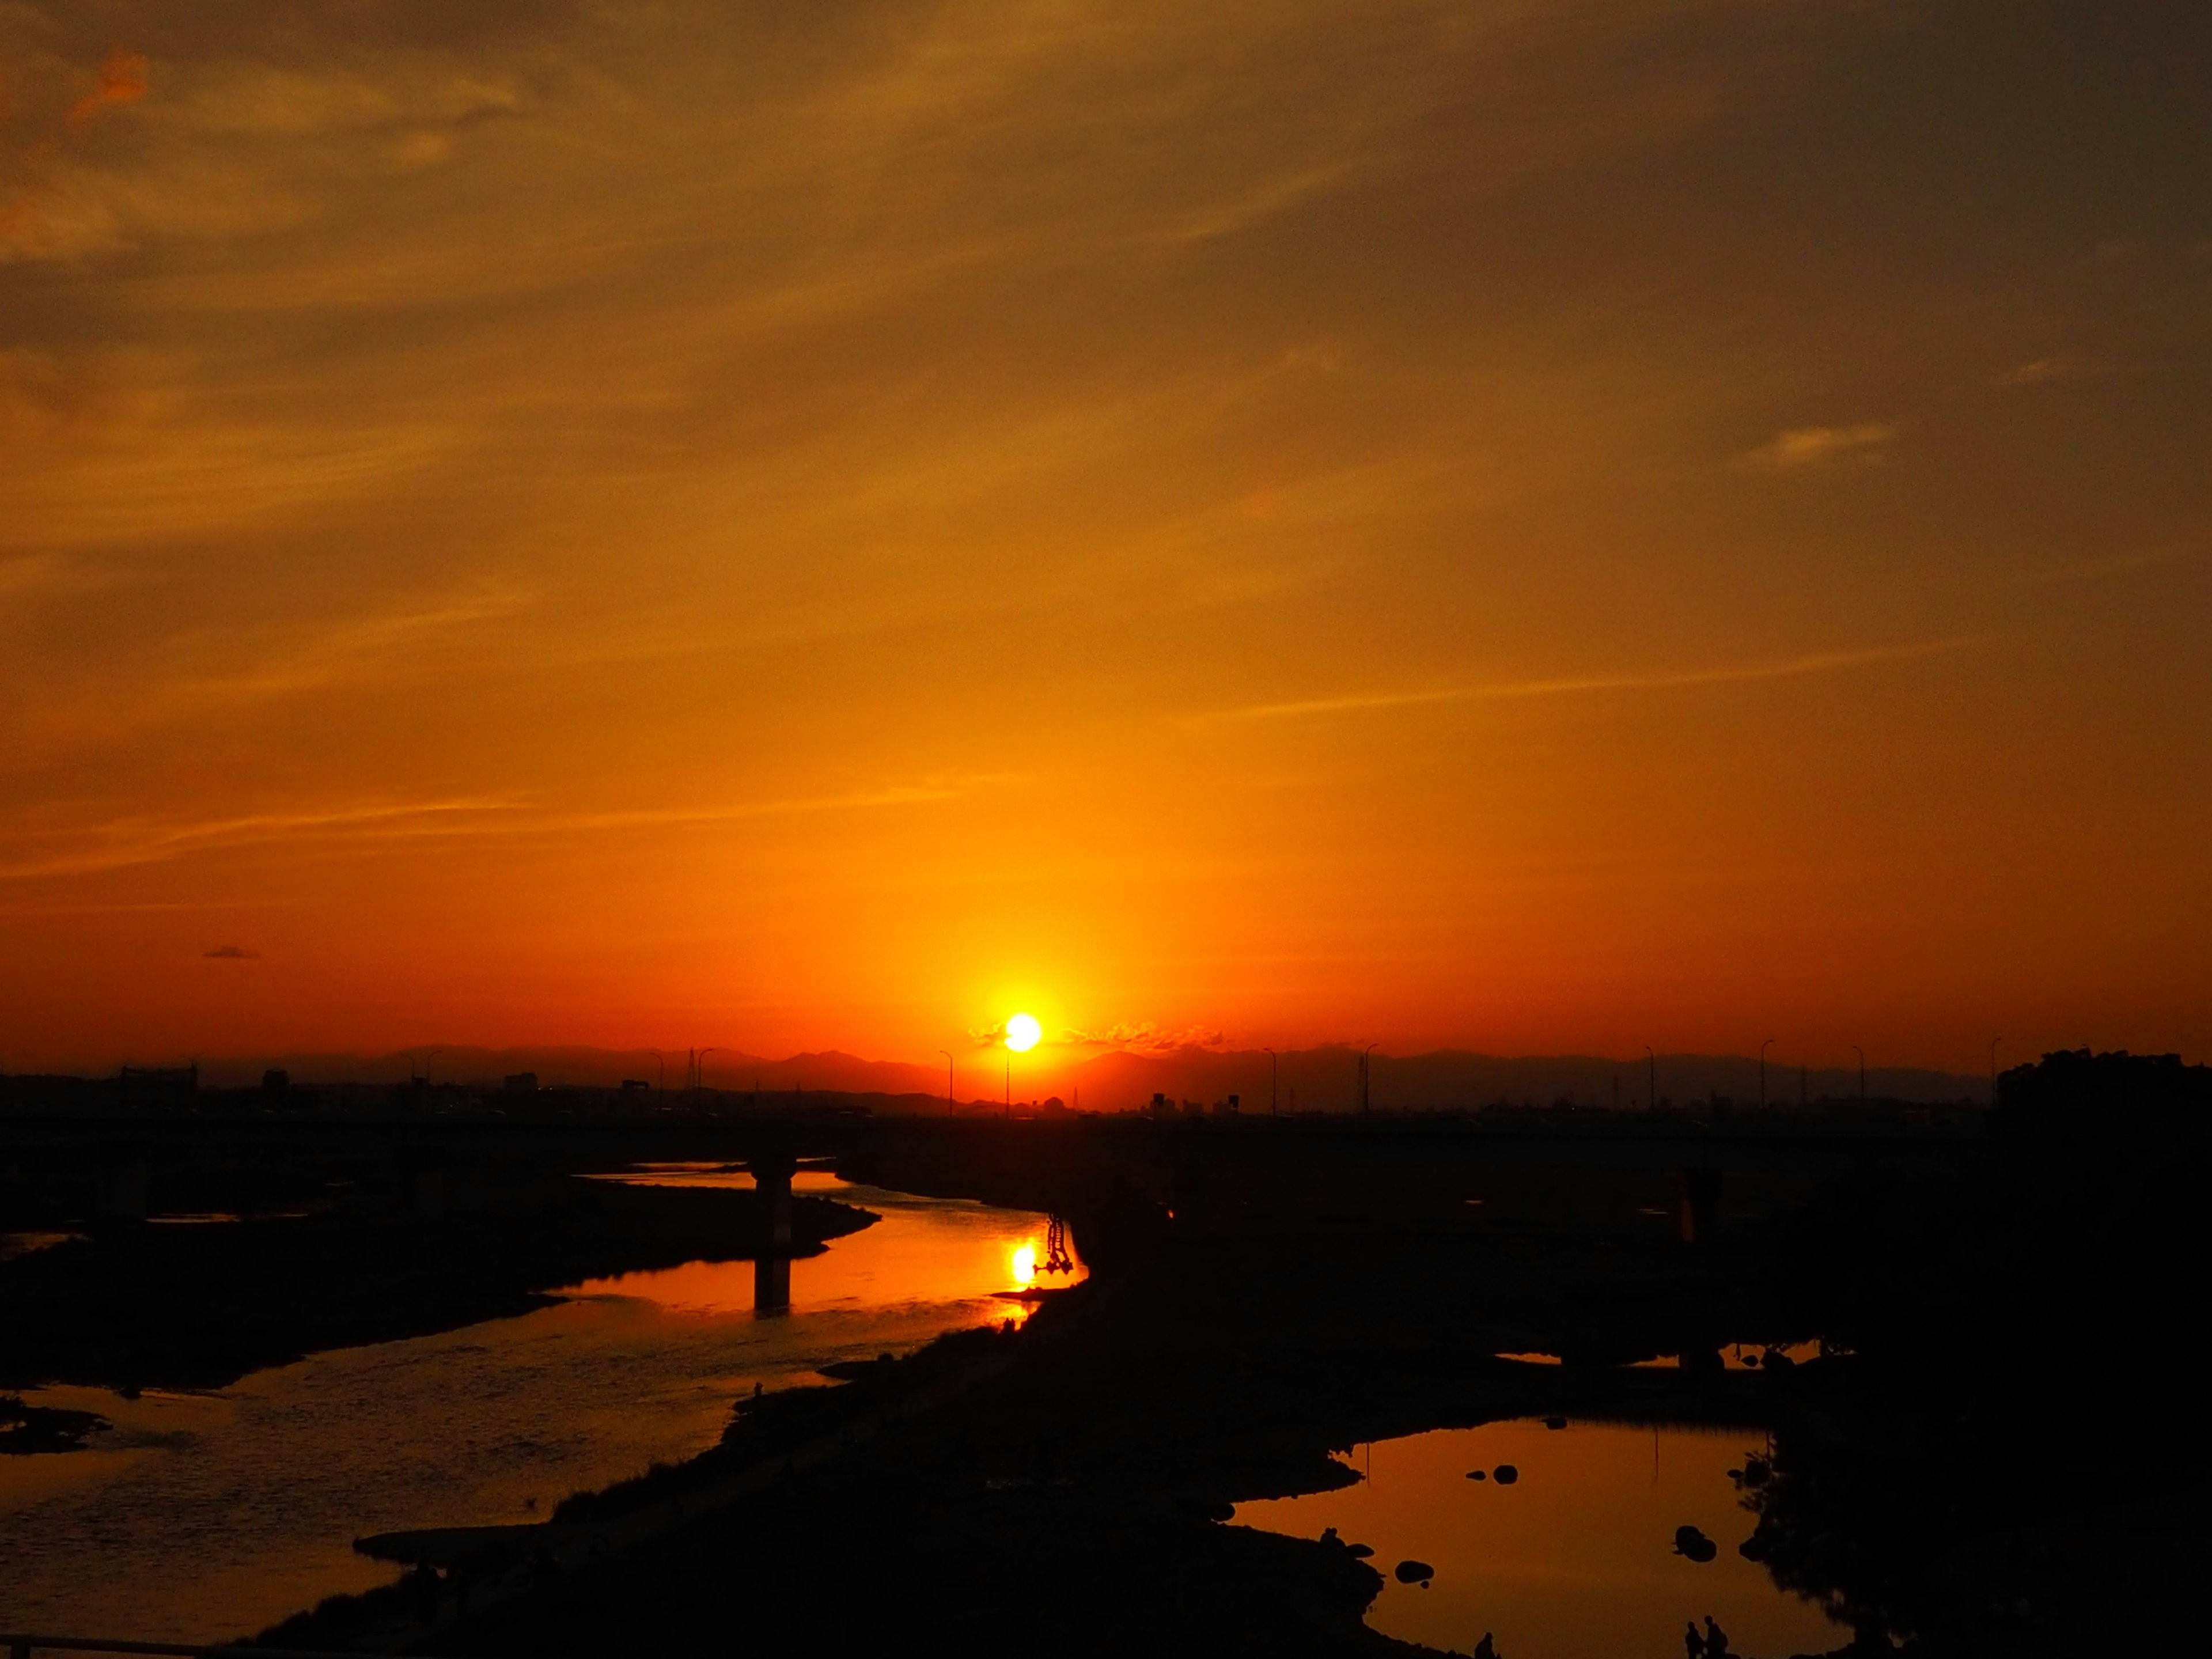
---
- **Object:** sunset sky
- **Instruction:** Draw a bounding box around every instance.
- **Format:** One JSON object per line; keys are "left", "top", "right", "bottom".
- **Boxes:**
{"left": 3, "top": 2, "right": 2207, "bottom": 1077}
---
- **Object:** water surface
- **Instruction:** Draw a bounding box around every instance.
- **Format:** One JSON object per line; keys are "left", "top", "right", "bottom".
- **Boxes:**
{"left": 1234, "top": 1418, "right": 1839, "bottom": 1659}
{"left": 0, "top": 1174, "right": 1074, "bottom": 1642}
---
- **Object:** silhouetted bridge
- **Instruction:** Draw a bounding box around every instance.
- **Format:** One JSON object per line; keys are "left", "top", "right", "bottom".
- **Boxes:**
{"left": 0, "top": 1105, "right": 1984, "bottom": 1253}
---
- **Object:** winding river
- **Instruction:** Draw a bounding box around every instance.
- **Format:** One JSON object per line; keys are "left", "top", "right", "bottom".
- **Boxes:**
{"left": 0, "top": 1171, "right": 1074, "bottom": 1643}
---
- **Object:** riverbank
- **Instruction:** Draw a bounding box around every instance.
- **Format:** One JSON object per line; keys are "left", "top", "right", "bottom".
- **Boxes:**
{"left": 263, "top": 1218, "right": 1850, "bottom": 1658}
{"left": 0, "top": 1177, "right": 874, "bottom": 1393}
{"left": 256, "top": 1102, "right": 2211, "bottom": 1659}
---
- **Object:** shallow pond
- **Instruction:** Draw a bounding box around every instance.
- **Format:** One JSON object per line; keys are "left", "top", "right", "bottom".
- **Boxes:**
{"left": 0, "top": 1173, "right": 1077, "bottom": 1643}
{"left": 1234, "top": 1418, "right": 1840, "bottom": 1659}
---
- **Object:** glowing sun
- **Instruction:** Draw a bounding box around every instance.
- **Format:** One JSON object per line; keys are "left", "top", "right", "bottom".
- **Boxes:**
{"left": 1004, "top": 1012, "right": 1042, "bottom": 1052}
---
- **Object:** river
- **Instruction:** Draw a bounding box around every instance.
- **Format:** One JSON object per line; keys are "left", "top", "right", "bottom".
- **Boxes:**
{"left": 0, "top": 1171, "right": 1075, "bottom": 1643}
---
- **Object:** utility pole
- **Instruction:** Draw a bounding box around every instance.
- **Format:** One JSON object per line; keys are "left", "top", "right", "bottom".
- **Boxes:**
{"left": 698, "top": 1047, "right": 720, "bottom": 1093}
{"left": 647, "top": 1049, "right": 665, "bottom": 1092}
{"left": 1760, "top": 1039, "right": 1774, "bottom": 1109}
{"left": 1263, "top": 1047, "right": 1278, "bottom": 1116}
{"left": 940, "top": 1050, "right": 955, "bottom": 1112}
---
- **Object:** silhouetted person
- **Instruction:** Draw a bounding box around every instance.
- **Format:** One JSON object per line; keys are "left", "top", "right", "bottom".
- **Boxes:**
{"left": 1703, "top": 1616, "right": 1730, "bottom": 1658}
{"left": 1685, "top": 1619, "right": 1705, "bottom": 1658}
{"left": 1473, "top": 1634, "right": 1497, "bottom": 1659}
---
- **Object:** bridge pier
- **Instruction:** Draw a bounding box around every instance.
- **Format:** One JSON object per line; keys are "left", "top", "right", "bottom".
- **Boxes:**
{"left": 1676, "top": 1168, "right": 1722, "bottom": 1245}
{"left": 96, "top": 1149, "right": 147, "bottom": 1223}
{"left": 749, "top": 1153, "right": 797, "bottom": 1313}
{"left": 393, "top": 1146, "right": 446, "bottom": 1218}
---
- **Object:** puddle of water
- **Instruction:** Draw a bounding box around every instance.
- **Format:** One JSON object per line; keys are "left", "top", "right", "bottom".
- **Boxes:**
{"left": 0, "top": 1176, "right": 1077, "bottom": 1643}
{"left": 1233, "top": 1419, "right": 1839, "bottom": 1659}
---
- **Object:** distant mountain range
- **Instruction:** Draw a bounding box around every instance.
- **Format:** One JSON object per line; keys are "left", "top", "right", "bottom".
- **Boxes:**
{"left": 193, "top": 1043, "right": 1986, "bottom": 1108}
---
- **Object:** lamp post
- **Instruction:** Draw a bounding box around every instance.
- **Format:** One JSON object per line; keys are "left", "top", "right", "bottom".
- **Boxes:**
{"left": 1760, "top": 1039, "right": 1775, "bottom": 1109}
{"left": 940, "top": 1050, "right": 955, "bottom": 1112}
{"left": 1851, "top": 1044, "right": 1866, "bottom": 1104}
{"left": 646, "top": 1049, "right": 665, "bottom": 1092}
{"left": 697, "top": 1046, "right": 721, "bottom": 1093}
{"left": 1263, "top": 1047, "right": 1278, "bottom": 1116}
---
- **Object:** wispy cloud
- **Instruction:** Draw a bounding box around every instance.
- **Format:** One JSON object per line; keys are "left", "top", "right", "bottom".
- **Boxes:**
{"left": 0, "top": 783, "right": 970, "bottom": 881}
{"left": 1993, "top": 354, "right": 2099, "bottom": 388}
{"left": 1196, "top": 638, "right": 1982, "bottom": 725}
{"left": 67, "top": 45, "right": 150, "bottom": 129}
{"left": 203, "top": 943, "right": 260, "bottom": 959}
{"left": 1740, "top": 422, "right": 1894, "bottom": 469}
{"left": 1060, "top": 1021, "right": 1226, "bottom": 1053}
{"left": 0, "top": 800, "right": 513, "bottom": 880}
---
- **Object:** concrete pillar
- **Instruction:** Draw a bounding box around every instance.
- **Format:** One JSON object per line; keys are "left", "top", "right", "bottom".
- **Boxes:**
{"left": 753, "top": 1254, "right": 791, "bottom": 1313}
{"left": 750, "top": 1153, "right": 796, "bottom": 1256}
{"left": 748, "top": 1152, "right": 796, "bottom": 1312}
{"left": 1677, "top": 1168, "right": 1722, "bottom": 1245}
{"left": 395, "top": 1147, "right": 446, "bottom": 1218}
{"left": 97, "top": 1155, "right": 148, "bottom": 1222}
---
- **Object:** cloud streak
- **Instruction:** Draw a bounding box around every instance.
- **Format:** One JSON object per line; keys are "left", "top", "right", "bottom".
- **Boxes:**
{"left": 0, "top": 784, "right": 969, "bottom": 881}
{"left": 1060, "top": 1021, "right": 1227, "bottom": 1053}
{"left": 67, "top": 46, "right": 151, "bottom": 128}
{"left": 1741, "top": 422, "right": 1894, "bottom": 469}
{"left": 1196, "top": 639, "right": 1984, "bottom": 725}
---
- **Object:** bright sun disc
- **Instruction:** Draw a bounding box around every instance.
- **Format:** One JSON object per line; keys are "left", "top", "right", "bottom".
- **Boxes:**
{"left": 1011, "top": 1244, "right": 1037, "bottom": 1283}
{"left": 1005, "top": 1012, "right": 1042, "bottom": 1052}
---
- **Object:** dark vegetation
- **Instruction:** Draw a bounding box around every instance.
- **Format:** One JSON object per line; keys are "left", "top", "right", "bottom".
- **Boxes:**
{"left": 1732, "top": 1050, "right": 2212, "bottom": 1652}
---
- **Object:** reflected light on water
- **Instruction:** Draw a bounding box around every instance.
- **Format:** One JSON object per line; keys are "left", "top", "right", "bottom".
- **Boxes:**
{"left": 563, "top": 1173, "right": 1079, "bottom": 1316}
{"left": 0, "top": 1173, "right": 1078, "bottom": 1643}
{"left": 1234, "top": 1419, "right": 1837, "bottom": 1659}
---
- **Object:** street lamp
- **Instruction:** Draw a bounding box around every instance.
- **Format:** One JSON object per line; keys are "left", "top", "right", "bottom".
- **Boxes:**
{"left": 1760, "top": 1039, "right": 1775, "bottom": 1109}
{"left": 1263, "top": 1047, "right": 1278, "bottom": 1116}
{"left": 646, "top": 1049, "right": 665, "bottom": 1092}
{"left": 697, "top": 1046, "right": 721, "bottom": 1093}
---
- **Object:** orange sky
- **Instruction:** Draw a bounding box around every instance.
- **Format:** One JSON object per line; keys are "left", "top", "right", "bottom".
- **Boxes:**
{"left": 3, "top": 3, "right": 2208, "bottom": 1076}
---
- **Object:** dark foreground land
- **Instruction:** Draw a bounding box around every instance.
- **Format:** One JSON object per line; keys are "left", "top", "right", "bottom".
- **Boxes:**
{"left": 248, "top": 1051, "right": 2210, "bottom": 1659}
